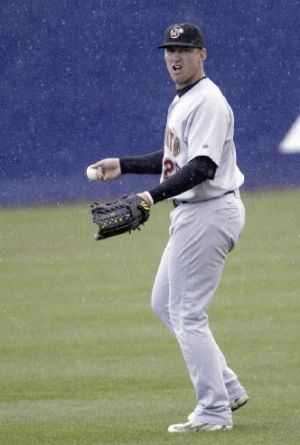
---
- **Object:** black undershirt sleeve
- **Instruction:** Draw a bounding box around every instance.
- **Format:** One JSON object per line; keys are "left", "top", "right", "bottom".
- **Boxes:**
{"left": 119, "top": 152, "right": 217, "bottom": 204}
{"left": 120, "top": 150, "right": 163, "bottom": 174}
{"left": 148, "top": 156, "right": 217, "bottom": 204}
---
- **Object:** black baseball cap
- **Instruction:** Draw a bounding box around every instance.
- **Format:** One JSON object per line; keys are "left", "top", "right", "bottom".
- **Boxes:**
{"left": 158, "top": 23, "right": 204, "bottom": 49}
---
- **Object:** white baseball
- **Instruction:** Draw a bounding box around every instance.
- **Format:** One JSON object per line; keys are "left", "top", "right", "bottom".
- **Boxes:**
{"left": 86, "top": 165, "right": 102, "bottom": 181}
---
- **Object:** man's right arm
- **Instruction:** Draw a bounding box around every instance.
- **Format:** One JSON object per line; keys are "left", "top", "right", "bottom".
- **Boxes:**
{"left": 90, "top": 150, "right": 163, "bottom": 182}
{"left": 120, "top": 150, "right": 163, "bottom": 175}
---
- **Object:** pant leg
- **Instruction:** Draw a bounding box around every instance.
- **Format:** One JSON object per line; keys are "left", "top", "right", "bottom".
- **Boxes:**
{"left": 151, "top": 241, "right": 176, "bottom": 336}
{"left": 166, "top": 195, "right": 245, "bottom": 425}
{"left": 152, "top": 255, "right": 246, "bottom": 402}
{"left": 215, "top": 343, "right": 247, "bottom": 401}
{"left": 152, "top": 241, "right": 230, "bottom": 423}
{"left": 211, "top": 196, "right": 246, "bottom": 401}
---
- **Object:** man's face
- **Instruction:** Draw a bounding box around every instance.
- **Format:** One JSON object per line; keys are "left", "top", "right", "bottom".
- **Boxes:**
{"left": 164, "top": 46, "right": 206, "bottom": 89}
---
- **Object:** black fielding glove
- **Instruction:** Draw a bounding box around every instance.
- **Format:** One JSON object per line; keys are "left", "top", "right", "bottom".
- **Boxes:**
{"left": 90, "top": 195, "right": 150, "bottom": 240}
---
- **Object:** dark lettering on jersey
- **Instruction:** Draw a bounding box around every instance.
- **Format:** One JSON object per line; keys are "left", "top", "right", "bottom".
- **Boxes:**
{"left": 165, "top": 126, "right": 181, "bottom": 157}
{"left": 173, "top": 137, "right": 180, "bottom": 156}
{"left": 163, "top": 158, "right": 180, "bottom": 180}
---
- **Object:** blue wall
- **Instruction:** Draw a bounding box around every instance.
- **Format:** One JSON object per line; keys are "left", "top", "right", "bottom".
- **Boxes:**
{"left": 1, "top": 0, "right": 299, "bottom": 205}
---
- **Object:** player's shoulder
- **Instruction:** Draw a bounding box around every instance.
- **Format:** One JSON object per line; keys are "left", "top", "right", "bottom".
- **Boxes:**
{"left": 195, "top": 78, "right": 230, "bottom": 113}
{"left": 174, "top": 78, "right": 230, "bottom": 117}
{"left": 198, "top": 78, "right": 225, "bottom": 100}
{"left": 182, "top": 78, "right": 224, "bottom": 105}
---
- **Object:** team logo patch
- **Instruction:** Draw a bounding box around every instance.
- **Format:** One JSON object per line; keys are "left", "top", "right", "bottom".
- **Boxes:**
{"left": 170, "top": 25, "right": 184, "bottom": 39}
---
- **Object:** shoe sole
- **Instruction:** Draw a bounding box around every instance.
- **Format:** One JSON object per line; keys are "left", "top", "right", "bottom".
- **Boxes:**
{"left": 168, "top": 423, "right": 232, "bottom": 433}
{"left": 230, "top": 394, "right": 249, "bottom": 412}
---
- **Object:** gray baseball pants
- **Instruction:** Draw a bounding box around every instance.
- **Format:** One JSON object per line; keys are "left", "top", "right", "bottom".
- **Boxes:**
{"left": 151, "top": 192, "right": 246, "bottom": 426}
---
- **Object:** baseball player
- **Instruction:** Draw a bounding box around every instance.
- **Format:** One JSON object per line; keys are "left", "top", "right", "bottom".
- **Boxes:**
{"left": 91, "top": 23, "right": 248, "bottom": 433}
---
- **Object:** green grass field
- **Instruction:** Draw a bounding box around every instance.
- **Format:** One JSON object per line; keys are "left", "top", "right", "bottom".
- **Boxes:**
{"left": 1, "top": 190, "right": 299, "bottom": 445}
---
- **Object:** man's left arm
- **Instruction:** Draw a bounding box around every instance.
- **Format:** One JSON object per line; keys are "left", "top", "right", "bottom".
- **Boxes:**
{"left": 139, "top": 156, "right": 217, "bottom": 205}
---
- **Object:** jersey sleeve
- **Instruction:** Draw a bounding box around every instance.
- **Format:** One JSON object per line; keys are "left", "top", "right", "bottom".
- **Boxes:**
{"left": 186, "top": 98, "right": 230, "bottom": 166}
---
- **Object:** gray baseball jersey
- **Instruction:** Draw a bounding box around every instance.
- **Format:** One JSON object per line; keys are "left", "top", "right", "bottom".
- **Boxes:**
{"left": 161, "top": 77, "right": 244, "bottom": 201}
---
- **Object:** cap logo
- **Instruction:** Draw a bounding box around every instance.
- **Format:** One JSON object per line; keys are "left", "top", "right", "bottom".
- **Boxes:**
{"left": 170, "top": 25, "right": 184, "bottom": 39}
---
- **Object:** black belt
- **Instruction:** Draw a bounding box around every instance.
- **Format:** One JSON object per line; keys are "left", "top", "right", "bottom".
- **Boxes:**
{"left": 172, "top": 199, "right": 188, "bottom": 208}
{"left": 172, "top": 191, "right": 236, "bottom": 208}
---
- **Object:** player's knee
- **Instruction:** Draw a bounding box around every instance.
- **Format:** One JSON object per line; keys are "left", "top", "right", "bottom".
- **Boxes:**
{"left": 151, "top": 297, "right": 168, "bottom": 322}
{"left": 173, "top": 310, "right": 209, "bottom": 333}
{"left": 151, "top": 298, "right": 162, "bottom": 317}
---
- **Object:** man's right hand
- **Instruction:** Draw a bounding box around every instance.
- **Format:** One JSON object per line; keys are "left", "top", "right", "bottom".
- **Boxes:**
{"left": 90, "top": 158, "right": 121, "bottom": 182}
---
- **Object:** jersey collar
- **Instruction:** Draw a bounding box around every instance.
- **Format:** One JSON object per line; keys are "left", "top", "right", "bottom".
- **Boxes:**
{"left": 177, "top": 76, "right": 207, "bottom": 97}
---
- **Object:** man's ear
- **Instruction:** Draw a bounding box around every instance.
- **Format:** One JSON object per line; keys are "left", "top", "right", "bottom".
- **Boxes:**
{"left": 200, "top": 48, "right": 207, "bottom": 61}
